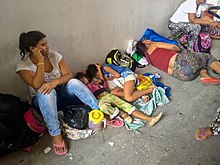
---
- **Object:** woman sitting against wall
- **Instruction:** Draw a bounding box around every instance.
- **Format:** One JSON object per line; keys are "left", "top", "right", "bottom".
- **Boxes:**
{"left": 168, "top": 0, "right": 220, "bottom": 51}
{"left": 139, "top": 39, "right": 220, "bottom": 84}
{"left": 16, "top": 31, "right": 99, "bottom": 155}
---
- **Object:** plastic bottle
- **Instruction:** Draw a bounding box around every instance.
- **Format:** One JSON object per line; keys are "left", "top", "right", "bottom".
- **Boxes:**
{"left": 88, "top": 110, "right": 104, "bottom": 130}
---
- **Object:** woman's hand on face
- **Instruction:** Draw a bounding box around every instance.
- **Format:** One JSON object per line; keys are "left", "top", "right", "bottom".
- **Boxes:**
{"left": 32, "top": 47, "right": 44, "bottom": 61}
{"left": 142, "top": 39, "right": 152, "bottom": 47}
{"left": 39, "top": 81, "right": 58, "bottom": 94}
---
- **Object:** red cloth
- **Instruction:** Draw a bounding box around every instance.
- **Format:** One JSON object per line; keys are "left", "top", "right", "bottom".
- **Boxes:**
{"left": 145, "top": 48, "right": 176, "bottom": 73}
{"left": 86, "top": 81, "right": 108, "bottom": 93}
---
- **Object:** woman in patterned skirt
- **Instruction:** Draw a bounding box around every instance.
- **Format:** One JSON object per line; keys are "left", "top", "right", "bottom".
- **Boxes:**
{"left": 140, "top": 39, "right": 220, "bottom": 85}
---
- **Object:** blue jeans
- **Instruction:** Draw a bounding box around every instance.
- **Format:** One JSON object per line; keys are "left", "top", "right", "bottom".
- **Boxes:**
{"left": 32, "top": 79, "right": 99, "bottom": 136}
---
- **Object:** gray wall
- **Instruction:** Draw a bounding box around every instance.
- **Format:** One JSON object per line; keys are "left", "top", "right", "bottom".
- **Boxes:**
{"left": 0, "top": 0, "right": 183, "bottom": 98}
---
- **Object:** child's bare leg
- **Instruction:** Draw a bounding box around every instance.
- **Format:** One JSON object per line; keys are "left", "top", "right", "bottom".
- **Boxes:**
{"left": 131, "top": 110, "right": 162, "bottom": 127}
{"left": 123, "top": 80, "right": 154, "bottom": 102}
{"left": 118, "top": 111, "right": 133, "bottom": 123}
{"left": 131, "top": 110, "right": 152, "bottom": 122}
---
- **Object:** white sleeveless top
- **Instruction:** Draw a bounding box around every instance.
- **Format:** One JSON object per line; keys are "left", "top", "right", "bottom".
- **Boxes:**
{"left": 16, "top": 51, "right": 62, "bottom": 97}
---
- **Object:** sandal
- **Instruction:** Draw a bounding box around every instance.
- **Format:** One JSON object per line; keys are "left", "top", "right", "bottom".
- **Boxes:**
{"left": 120, "top": 112, "right": 133, "bottom": 123}
{"left": 53, "top": 140, "right": 68, "bottom": 155}
{"left": 107, "top": 118, "right": 124, "bottom": 128}
{"left": 195, "top": 128, "right": 213, "bottom": 141}
{"left": 148, "top": 112, "right": 163, "bottom": 127}
{"left": 200, "top": 77, "right": 220, "bottom": 86}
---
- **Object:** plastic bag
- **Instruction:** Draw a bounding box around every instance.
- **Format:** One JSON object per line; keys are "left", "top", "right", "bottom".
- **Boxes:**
{"left": 63, "top": 105, "right": 90, "bottom": 130}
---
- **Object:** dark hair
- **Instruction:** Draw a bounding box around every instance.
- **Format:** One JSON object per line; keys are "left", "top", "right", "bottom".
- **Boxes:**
{"left": 19, "top": 31, "right": 46, "bottom": 59}
{"left": 136, "top": 40, "right": 146, "bottom": 56}
{"left": 85, "top": 64, "right": 98, "bottom": 80}
{"left": 75, "top": 72, "right": 87, "bottom": 79}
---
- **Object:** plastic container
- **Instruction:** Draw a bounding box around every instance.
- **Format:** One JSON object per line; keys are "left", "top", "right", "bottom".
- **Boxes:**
{"left": 88, "top": 110, "right": 104, "bottom": 130}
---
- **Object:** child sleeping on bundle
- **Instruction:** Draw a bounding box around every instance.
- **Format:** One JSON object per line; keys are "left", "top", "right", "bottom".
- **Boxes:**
{"left": 75, "top": 63, "right": 162, "bottom": 127}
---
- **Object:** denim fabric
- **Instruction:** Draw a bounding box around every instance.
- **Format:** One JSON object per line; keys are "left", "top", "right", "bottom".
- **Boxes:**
{"left": 32, "top": 78, "right": 99, "bottom": 136}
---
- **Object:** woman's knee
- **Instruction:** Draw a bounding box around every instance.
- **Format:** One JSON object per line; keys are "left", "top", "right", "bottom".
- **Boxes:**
{"left": 68, "top": 78, "right": 83, "bottom": 85}
{"left": 66, "top": 78, "right": 86, "bottom": 89}
{"left": 36, "top": 89, "right": 57, "bottom": 100}
{"left": 36, "top": 89, "right": 57, "bottom": 112}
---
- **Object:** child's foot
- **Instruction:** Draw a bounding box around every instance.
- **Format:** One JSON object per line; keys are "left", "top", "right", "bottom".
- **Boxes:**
{"left": 142, "top": 95, "right": 150, "bottom": 103}
{"left": 119, "top": 112, "right": 133, "bottom": 123}
{"left": 149, "top": 112, "right": 163, "bottom": 127}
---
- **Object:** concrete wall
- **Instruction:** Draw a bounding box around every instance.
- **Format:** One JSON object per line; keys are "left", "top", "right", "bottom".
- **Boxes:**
{"left": 0, "top": 0, "right": 183, "bottom": 97}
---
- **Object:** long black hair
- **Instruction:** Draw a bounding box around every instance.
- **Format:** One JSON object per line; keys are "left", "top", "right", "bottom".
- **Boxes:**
{"left": 85, "top": 64, "right": 98, "bottom": 80}
{"left": 19, "top": 31, "right": 46, "bottom": 60}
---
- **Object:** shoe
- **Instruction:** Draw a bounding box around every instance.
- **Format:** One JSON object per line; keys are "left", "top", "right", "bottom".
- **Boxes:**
{"left": 200, "top": 77, "right": 220, "bottom": 86}
{"left": 110, "top": 107, "right": 120, "bottom": 119}
{"left": 195, "top": 128, "right": 213, "bottom": 141}
{"left": 149, "top": 112, "right": 162, "bottom": 127}
{"left": 107, "top": 117, "right": 124, "bottom": 128}
{"left": 53, "top": 140, "right": 68, "bottom": 156}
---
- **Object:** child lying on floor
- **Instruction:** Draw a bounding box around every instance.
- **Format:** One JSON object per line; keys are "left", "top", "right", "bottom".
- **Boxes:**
{"left": 86, "top": 63, "right": 154, "bottom": 103}
{"left": 75, "top": 64, "right": 162, "bottom": 127}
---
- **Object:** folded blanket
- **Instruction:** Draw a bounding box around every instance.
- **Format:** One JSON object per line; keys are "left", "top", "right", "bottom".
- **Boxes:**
{"left": 132, "top": 87, "right": 170, "bottom": 116}
{"left": 140, "top": 28, "right": 178, "bottom": 45}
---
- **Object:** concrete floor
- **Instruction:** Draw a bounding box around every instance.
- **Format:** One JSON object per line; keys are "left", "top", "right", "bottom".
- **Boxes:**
{"left": 1, "top": 40, "right": 220, "bottom": 165}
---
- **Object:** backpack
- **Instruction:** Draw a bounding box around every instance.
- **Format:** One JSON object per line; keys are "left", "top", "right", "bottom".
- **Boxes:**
{"left": 105, "top": 49, "right": 144, "bottom": 72}
{"left": 179, "top": 33, "right": 212, "bottom": 53}
{"left": 194, "top": 33, "right": 212, "bottom": 53}
{"left": 23, "top": 107, "right": 46, "bottom": 134}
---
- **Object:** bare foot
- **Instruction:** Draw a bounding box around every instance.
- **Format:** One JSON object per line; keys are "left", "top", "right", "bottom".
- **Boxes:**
{"left": 148, "top": 112, "right": 163, "bottom": 127}
{"left": 119, "top": 111, "right": 133, "bottom": 123}
{"left": 142, "top": 95, "right": 150, "bottom": 103}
